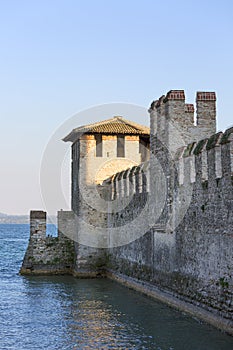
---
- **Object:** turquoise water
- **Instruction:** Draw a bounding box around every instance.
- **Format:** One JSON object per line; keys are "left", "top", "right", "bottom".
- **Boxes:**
{"left": 0, "top": 224, "right": 232, "bottom": 350}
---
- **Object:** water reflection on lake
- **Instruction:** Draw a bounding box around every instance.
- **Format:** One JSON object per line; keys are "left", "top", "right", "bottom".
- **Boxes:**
{"left": 0, "top": 224, "right": 232, "bottom": 350}
{"left": 20, "top": 276, "right": 233, "bottom": 350}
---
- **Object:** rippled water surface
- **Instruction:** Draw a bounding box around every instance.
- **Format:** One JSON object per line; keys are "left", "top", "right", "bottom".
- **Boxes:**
{"left": 0, "top": 224, "right": 232, "bottom": 350}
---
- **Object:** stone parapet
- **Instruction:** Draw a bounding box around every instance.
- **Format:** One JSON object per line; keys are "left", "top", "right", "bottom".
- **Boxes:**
{"left": 20, "top": 211, "right": 75, "bottom": 275}
{"left": 149, "top": 89, "right": 217, "bottom": 148}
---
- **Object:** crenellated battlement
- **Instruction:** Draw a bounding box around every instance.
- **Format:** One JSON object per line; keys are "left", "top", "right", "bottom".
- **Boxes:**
{"left": 102, "top": 126, "right": 233, "bottom": 201}
{"left": 174, "top": 127, "right": 233, "bottom": 186}
{"left": 149, "top": 90, "right": 217, "bottom": 147}
{"left": 102, "top": 161, "right": 150, "bottom": 200}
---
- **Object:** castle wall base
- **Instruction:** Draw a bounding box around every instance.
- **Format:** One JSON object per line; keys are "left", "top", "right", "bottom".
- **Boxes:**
{"left": 106, "top": 270, "right": 233, "bottom": 336}
{"left": 20, "top": 204, "right": 233, "bottom": 334}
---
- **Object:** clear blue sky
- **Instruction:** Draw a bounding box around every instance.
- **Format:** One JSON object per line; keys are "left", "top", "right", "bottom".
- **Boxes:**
{"left": 0, "top": 0, "right": 233, "bottom": 214}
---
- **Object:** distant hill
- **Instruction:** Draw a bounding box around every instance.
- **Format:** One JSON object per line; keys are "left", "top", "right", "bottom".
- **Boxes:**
{"left": 0, "top": 213, "right": 29, "bottom": 224}
{"left": 0, "top": 213, "right": 57, "bottom": 224}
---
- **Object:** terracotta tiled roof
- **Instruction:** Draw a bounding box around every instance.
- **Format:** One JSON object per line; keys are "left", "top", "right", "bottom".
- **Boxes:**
{"left": 63, "top": 116, "right": 150, "bottom": 142}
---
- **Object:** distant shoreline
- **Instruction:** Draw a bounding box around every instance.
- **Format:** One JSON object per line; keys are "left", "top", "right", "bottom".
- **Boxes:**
{"left": 0, "top": 215, "right": 29, "bottom": 224}
{"left": 0, "top": 213, "right": 56, "bottom": 225}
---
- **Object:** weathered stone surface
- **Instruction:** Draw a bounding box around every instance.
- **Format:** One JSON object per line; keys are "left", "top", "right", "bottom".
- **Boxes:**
{"left": 21, "top": 90, "right": 233, "bottom": 334}
{"left": 106, "top": 128, "right": 233, "bottom": 327}
{"left": 20, "top": 210, "right": 75, "bottom": 275}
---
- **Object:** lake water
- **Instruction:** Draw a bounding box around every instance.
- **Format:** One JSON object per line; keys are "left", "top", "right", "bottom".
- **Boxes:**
{"left": 0, "top": 224, "right": 232, "bottom": 350}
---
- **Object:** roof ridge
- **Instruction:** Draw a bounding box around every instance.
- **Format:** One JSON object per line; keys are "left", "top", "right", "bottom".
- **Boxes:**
{"left": 63, "top": 116, "right": 150, "bottom": 142}
{"left": 73, "top": 116, "right": 149, "bottom": 131}
{"left": 73, "top": 116, "right": 117, "bottom": 132}
{"left": 117, "top": 117, "right": 150, "bottom": 132}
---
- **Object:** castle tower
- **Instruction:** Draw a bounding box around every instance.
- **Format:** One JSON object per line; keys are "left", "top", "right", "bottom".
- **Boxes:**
{"left": 63, "top": 116, "right": 150, "bottom": 215}
{"left": 149, "top": 90, "right": 217, "bottom": 154}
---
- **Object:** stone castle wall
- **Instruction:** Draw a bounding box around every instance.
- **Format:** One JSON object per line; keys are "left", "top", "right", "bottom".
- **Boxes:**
{"left": 20, "top": 211, "right": 76, "bottom": 274}
{"left": 21, "top": 89, "right": 233, "bottom": 332}
{"left": 21, "top": 210, "right": 109, "bottom": 277}
{"left": 106, "top": 125, "right": 233, "bottom": 323}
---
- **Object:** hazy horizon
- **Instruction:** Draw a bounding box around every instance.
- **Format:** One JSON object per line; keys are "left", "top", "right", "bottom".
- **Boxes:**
{"left": 1, "top": 0, "right": 233, "bottom": 215}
